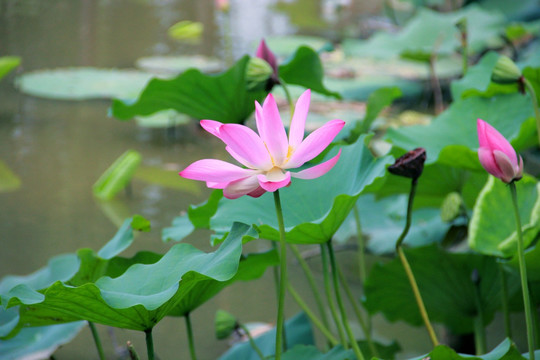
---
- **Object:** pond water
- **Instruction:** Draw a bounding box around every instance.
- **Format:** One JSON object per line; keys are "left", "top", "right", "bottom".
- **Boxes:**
{"left": 0, "top": 0, "right": 436, "bottom": 358}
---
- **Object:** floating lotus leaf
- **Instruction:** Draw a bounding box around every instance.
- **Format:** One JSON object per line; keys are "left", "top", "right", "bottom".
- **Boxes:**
{"left": 262, "top": 35, "right": 328, "bottom": 57}
{"left": 134, "top": 109, "right": 190, "bottom": 128}
{"left": 163, "top": 135, "right": 393, "bottom": 245}
{"left": 16, "top": 68, "right": 155, "bottom": 100}
{"left": 135, "top": 55, "right": 223, "bottom": 75}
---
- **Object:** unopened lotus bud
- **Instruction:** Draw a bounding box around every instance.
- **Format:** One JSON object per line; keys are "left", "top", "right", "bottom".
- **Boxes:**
{"left": 245, "top": 57, "right": 274, "bottom": 91}
{"left": 215, "top": 310, "right": 238, "bottom": 340}
{"left": 388, "top": 148, "right": 427, "bottom": 180}
{"left": 440, "top": 192, "right": 463, "bottom": 222}
{"left": 491, "top": 56, "right": 522, "bottom": 84}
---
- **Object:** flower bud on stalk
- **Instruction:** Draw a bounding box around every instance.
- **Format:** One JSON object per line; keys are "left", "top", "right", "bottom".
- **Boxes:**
{"left": 477, "top": 119, "right": 523, "bottom": 183}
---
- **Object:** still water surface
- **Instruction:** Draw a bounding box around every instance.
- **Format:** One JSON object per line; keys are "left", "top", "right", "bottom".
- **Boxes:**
{"left": 0, "top": 0, "right": 433, "bottom": 358}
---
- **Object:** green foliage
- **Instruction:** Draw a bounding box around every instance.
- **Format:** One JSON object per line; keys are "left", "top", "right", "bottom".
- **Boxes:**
{"left": 279, "top": 46, "right": 341, "bottom": 99}
{"left": 111, "top": 56, "right": 267, "bottom": 124}
{"left": 0, "top": 160, "right": 21, "bottom": 193}
{"left": 364, "top": 244, "right": 520, "bottom": 334}
{"left": 16, "top": 68, "right": 153, "bottom": 100}
{"left": 0, "top": 322, "right": 86, "bottom": 360}
{"left": 163, "top": 135, "right": 393, "bottom": 245}
{"left": 168, "top": 20, "right": 203, "bottom": 41}
{"left": 218, "top": 312, "right": 314, "bottom": 360}
{"left": 0, "top": 56, "right": 21, "bottom": 82}
{"left": 93, "top": 150, "right": 142, "bottom": 200}
{"left": 215, "top": 310, "right": 237, "bottom": 340}
{"left": 469, "top": 176, "right": 540, "bottom": 257}
{"left": 407, "top": 338, "right": 527, "bottom": 360}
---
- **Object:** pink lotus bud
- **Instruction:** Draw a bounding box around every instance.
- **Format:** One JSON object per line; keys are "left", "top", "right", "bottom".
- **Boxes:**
{"left": 477, "top": 118, "right": 523, "bottom": 183}
{"left": 255, "top": 39, "right": 278, "bottom": 78}
{"left": 215, "top": 0, "right": 229, "bottom": 12}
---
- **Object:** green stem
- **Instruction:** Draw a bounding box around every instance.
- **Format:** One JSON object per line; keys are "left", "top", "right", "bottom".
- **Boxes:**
{"left": 337, "top": 267, "right": 378, "bottom": 357}
{"left": 127, "top": 341, "right": 140, "bottom": 360}
{"left": 88, "top": 322, "right": 105, "bottom": 360}
{"left": 271, "top": 241, "right": 281, "bottom": 304}
{"left": 523, "top": 78, "right": 540, "bottom": 147}
{"left": 327, "top": 241, "right": 365, "bottom": 360}
{"left": 287, "top": 283, "right": 339, "bottom": 347}
{"left": 353, "top": 206, "right": 367, "bottom": 284}
{"left": 321, "top": 243, "right": 348, "bottom": 348}
{"left": 499, "top": 263, "right": 512, "bottom": 339}
{"left": 278, "top": 78, "right": 295, "bottom": 117}
{"left": 509, "top": 181, "right": 535, "bottom": 360}
{"left": 396, "top": 179, "right": 439, "bottom": 347}
{"left": 239, "top": 324, "right": 266, "bottom": 360}
{"left": 145, "top": 329, "right": 154, "bottom": 360}
{"left": 472, "top": 272, "right": 486, "bottom": 355}
{"left": 289, "top": 244, "right": 330, "bottom": 330}
{"left": 273, "top": 190, "right": 288, "bottom": 359}
{"left": 185, "top": 313, "right": 198, "bottom": 360}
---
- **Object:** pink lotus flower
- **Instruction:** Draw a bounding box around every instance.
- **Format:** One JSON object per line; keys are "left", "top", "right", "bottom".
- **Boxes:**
{"left": 477, "top": 118, "right": 523, "bottom": 183}
{"left": 180, "top": 89, "right": 345, "bottom": 199}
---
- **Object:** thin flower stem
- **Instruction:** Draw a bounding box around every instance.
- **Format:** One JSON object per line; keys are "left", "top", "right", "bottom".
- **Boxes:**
{"left": 145, "top": 329, "right": 154, "bottom": 360}
{"left": 239, "top": 324, "right": 266, "bottom": 360}
{"left": 337, "top": 267, "right": 378, "bottom": 357}
{"left": 498, "top": 263, "right": 512, "bottom": 339}
{"left": 185, "top": 313, "right": 198, "bottom": 360}
{"left": 289, "top": 243, "right": 330, "bottom": 330}
{"left": 523, "top": 79, "right": 540, "bottom": 147}
{"left": 88, "top": 322, "right": 105, "bottom": 360}
{"left": 273, "top": 190, "right": 288, "bottom": 360}
{"left": 271, "top": 241, "right": 281, "bottom": 304}
{"left": 278, "top": 79, "right": 295, "bottom": 117}
{"left": 353, "top": 206, "right": 366, "bottom": 284}
{"left": 327, "top": 241, "right": 365, "bottom": 360}
{"left": 396, "top": 179, "right": 439, "bottom": 347}
{"left": 287, "top": 283, "right": 340, "bottom": 347}
{"left": 127, "top": 341, "right": 140, "bottom": 360}
{"left": 472, "top": 273, "right": 486, "bottom": 355}
{"left": 321, "top": 243, "right": 348, "bottom": 348}
{"left": 509, "top": 181, "right": 535, "bottom": 360}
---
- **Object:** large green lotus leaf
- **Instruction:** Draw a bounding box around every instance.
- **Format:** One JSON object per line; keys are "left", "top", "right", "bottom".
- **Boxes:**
{"left": 469, "top": 175, "right": 540, "bottom": 258}
{"left": 364, "top": 244, "right": 520, "bottom": 334}
{"left": 167, "top": 249, "right": 278, "bottom": 317}
{"left": 0, "top": 322, "right": 86, "bottom": 360}
{"left": 507, "top": 241, "right": 540, "bottom": 282}
{"left": 166, "top": 135, "right": 393, "bottom": 245}
{"left": 385, "top": 93, "right": 535, "bottom": 168}
{"left": 451, "top": 52, "right": 519, "bottom": 100}
{"left": 135, "top": 55, "right": 223, "bottom": 75}
{"left": 6, "top": 223, "right": 248, "bottom": 333}
{"left": 324, "top": 76, "right": 423, "bottom": 102}
{"left": 279, "top": 46, "right": 341, "bottom": 99}
{"left": 0, "top": 56, "right": 21, "bottom": 81}
{"left": 0, "top": 160, "right": 21, "bottom": 193}
{"left": 343, "top": 6, "right": 505, "bottom": 59}
{"left": 367, "top": 160, "right": 488, "bottom": 209}
{"left": 111, "top": 56, "right": 267, "bottom": 124}
{"left": 335, "top": 195, "right": 449, "bottom": 254}
{"left": 16, "top": 68, "right": 154, "bottom": 100}
{"left": 134, "top": 109, "right": 190, "bottom": 128}
{"left": 218, "top": 312, "right": 314, "bottom": 360}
